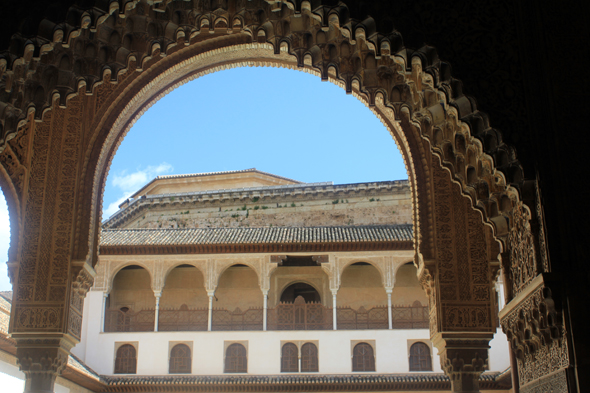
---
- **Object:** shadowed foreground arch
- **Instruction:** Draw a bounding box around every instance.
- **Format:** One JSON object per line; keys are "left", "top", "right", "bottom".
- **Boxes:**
{"left": 0, "top": 1, "right": 566, "bottom": 392}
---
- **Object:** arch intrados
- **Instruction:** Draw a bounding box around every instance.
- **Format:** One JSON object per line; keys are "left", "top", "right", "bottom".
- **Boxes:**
{"left": 278, "top": 280, "right": 322, "bottom": 302}
{"left": 89, "top": 44, "right": 420, "bottom": 262}
{"left": 162, "top": 262, "right": 206, "bottom": 288}
{"left": 109, "top": 263, "right": 154, "bottom": 293}
{"left": 394, "top": 261, "right": 418, "bottom": 277}
{"left": 216, "top": 263, "right": 259, "bottom": 287}
{"left": 340, "top": 260, "right": 386, "bottom": 285}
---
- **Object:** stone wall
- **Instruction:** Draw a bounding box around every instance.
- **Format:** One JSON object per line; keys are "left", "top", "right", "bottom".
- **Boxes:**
{"left": 131, "top": 195, "right": 411, "bottom": 229}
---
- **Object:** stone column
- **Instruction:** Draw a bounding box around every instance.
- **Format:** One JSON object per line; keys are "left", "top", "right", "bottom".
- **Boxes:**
{"left": 16, "top": 339, "right": 72, "bottom": 393}
{"left": 433, "top": 333, "right": 492, "bottom": 393}
{"left": 385, "top": 288, "right": 393, "bottom": 329}
{"left": 331, "top": 289, "right": 338, "bottom": 330}
{"left": 207, "top": 291, "right": 215, "bottom": 331}
{"left": 100, "top": 292, "right": 108, "bottom": 333}
{"left": 262, "top": 290, "right": 268, "bottom": 331}
{"left": 154, "top": 291, "right": 161, "bottom": 332}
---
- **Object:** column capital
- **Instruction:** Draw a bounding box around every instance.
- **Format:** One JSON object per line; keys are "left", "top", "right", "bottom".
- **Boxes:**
{"left": 14, "top": 335, "right": 75, "bottom": 393}
{"left": 432, "top": 333, "right": 493, "bottom": 393}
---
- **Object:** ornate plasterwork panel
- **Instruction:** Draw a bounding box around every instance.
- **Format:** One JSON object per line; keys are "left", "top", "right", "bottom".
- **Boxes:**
{"left": 429, "top": 158, "right": 497, "bottom": 334}
{"left": 500, "top": 275, "right": 568, "bottom": 388}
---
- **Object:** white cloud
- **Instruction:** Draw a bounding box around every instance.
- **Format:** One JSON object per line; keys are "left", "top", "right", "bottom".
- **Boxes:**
{"left": 103, "top": 163, "right": 173, "bottom": 219}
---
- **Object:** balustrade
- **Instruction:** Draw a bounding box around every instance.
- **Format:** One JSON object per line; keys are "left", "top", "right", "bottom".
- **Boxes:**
{"left": 103, "top": 303, "right": 428, "bottom": 332}
{"left": 158, "top": 307, "right": 208, "bottom": 331}
{"left": 211, "top": 308, "right": 264, "bottom": 331}
{"left": 104, "top": 308, "right": 155, "bottom": 332}
{"left": 268, "top": 298, "right": 333, "bottom": 330}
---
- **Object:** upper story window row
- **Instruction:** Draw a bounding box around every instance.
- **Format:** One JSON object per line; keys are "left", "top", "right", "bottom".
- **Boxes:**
{"left": 113, "top": 340, "right": 433, "bottom": 375}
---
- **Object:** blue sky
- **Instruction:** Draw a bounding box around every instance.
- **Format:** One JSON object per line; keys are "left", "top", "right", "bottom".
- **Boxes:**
{"left": 0, "top": 66, "right": 407, "bottom": 292}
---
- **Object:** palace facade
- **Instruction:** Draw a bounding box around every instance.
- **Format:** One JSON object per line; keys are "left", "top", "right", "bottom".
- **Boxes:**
{"left": 1, "top": 170, "right": 512, "bottom": 391}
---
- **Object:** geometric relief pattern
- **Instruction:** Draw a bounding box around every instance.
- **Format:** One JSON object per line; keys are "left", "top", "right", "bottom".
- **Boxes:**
{"left": 352, "top": 343, "right": 375, "bottom": 372}
{"left": 506, "top": 202, "right": 538, "bottom": 298}
{"left": 301, "top": 343, "right": 319, "bottom": 373}
{"left": 281, "top": 343, "right": 298, "bottom": 373}
{"left": 169, "top": 344, "right": 192, "bottom": 374}
{"left": 520, "top": 369, "right": 568, "bottom": 393}
{"left": 501, "top": 283, "right": 568, "bottom": 387}
{"left": 432, "top": 161, "right": 493, "bottom": 332}
{"left": 114, "top": 344, "right": 137, "bottom": 374}
{"left": 224, "top": 344, "right": 247, "bottom": 374}
{"left": 409, "top": 342, "right": 432, "bottom": 371}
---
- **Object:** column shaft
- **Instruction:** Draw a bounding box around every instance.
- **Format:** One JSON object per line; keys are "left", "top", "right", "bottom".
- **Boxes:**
{"left": 332, "top": 291, "right": 338, "bottom": 330}
{"left": 207, "top": 293, "right": 214, "bottom": 331}
{"left": 263, "top": 291, "right": 268, "bottom": 331}
{"left": 154, "top": 294, "right": 161, "bottom": 332}
{"left": 100, "top": 293, "right": 108, "bottom": 333}
{"left": 386, "top": 291, "right": 393, "bottom": 329}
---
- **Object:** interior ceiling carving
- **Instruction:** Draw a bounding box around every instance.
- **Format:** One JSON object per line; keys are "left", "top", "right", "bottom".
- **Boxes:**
{"left": 0, "top": 0, "right": 525, "bottom": 246}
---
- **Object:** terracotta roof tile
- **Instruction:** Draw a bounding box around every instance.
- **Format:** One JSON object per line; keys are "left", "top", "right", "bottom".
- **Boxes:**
{"left": 100, "top": 225, "right": 413, "bottom": 247}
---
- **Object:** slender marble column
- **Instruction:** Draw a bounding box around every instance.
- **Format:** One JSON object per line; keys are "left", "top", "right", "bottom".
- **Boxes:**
{"left": 207, "top": 291, "right": 214, "bottom": 331}
{"left": 100, "top": 292, "right": 108, "bottom": 333}
{"left": 154, "top": 291, "right": 161, "bottom": 332}
{"left": 386, "top": 289, "right": 393, "bottom": 329}
{"left": 262, "top": 290, "right": 269, "bottom": 331}
{"left": 331, "top": 289, "right": 338, "bottom": 330}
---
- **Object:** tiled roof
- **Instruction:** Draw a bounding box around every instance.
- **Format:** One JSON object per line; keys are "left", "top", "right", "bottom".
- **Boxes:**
{"left": 100, "top": 225, "right": 413, "bottom": 247}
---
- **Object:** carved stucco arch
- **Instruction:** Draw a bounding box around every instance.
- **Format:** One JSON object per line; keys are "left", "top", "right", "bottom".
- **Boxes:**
{"left": 106, "top": 261, "right": 156, "bottom": 295}
{"left": 339, "top": 258, "right": 387, "bottom": 288}
{"left": 0, "top": 153, "right": 21, "bottom": 271}
{"left": 161, "top": 261, "right": 207, "bottom": 291}
{"left": 0, "top": 0, "right": 525, "bottom": 253}
{"left": 215, "top": 261, "right": 261, "bottom": 290}
{"left": 277, "top": 279, "right": 324, "bottom": 302}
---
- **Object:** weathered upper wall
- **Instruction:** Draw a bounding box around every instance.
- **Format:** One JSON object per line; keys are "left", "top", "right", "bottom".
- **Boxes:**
{"left": 106, "top": 181, "right": 412, "bottom": 230}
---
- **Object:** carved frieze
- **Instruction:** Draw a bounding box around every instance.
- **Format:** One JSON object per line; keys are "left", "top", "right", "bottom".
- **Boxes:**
{"left": 500, "top": 274, "right": 568, "bottom": 387}
{"left": 505, "top": 203, "right": 538, "bottom": 298}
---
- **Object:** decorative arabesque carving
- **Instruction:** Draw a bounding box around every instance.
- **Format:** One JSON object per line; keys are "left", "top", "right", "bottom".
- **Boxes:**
{"left": 16, "top": 341, "right": 70, "bottom": 393}
{"left": 505, "top": 203, "right": 537, "bottom": 298}
{"left": 0, "top": 0, "right": 524, "bottom": 240}
{"left": 500, "top": 277, "right": 568, "bottom": 389}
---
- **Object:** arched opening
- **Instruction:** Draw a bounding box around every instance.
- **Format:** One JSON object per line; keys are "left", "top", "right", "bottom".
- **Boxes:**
{"left": 337, "top": 262, "right": 387, "bottom": 330}
{"left": 159, "top": 265, "right": 208, "bottom": 331}
{"left": 280, "top": 283, "right": 321, "bottom": 304}
{"left": 352, "top": 342, "right": 375, "bottom": 372}
{"left": 114, "top": 344, "right": 137, "bottom": 374}
{"left": 280, "top": 342, "right": 299, "bottom": 373}
{"left": 212, "top": 265, "right": 262, "bottom": 331}
{"left": 0, "top": 1, "right": 553, "bottom": 391}
{"left": 409, "top": 342, "right": 432, "bottom": 372}
{"left": 105, "top": 265, "right": 155, "bottom": 332}
{"left": 224, "top": 343, "right": 247, "bottom": 373}
{"left": 392, "top": 263, "right": 428, "bottom": 306}
{"left": 301, "top": 342, "right": 319, "bottom": 373}
{"left": 390, "top": 263, "right": 429, "bottom": 329}
{"left": 169, "top": 344, "right": 192, "bottom": 374}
